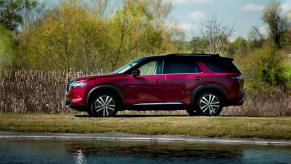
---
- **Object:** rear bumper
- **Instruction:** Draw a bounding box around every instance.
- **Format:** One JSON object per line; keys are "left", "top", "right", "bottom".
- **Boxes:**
{"left": 225, "top": 90, "right": 245, "bottom": 106}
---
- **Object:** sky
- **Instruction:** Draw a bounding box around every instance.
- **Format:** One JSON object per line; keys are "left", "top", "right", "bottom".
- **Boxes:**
{"left": 167, "top": 0, "right": 291, "bottom": 41}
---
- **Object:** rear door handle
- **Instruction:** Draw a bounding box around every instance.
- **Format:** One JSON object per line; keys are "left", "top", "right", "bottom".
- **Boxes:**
{"left": 154, "top": 79, "right": 160, "bottom": 83}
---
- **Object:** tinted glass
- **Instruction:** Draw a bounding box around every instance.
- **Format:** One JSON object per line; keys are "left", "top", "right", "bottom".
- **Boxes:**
{"left": 138, "top": 61, "right": 158, "bottom": 75}
{"left": 164, "top": 59, "right": 200, "bottom": 74}
{"left": 205, "top": 60, "right": 240, "bottom": 73}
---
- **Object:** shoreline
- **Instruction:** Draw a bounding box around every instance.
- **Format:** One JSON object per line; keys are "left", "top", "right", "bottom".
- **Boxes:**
{"left": 1, "top": 131, "right": 291, "bottom": 146}
{"left": 1, "top": 114, "right": 291, "bottom": 140}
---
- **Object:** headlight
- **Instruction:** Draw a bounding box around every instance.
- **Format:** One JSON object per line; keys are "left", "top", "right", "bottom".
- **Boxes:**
{"left": 70, "top": 80, "right": 87, "bottom": 89}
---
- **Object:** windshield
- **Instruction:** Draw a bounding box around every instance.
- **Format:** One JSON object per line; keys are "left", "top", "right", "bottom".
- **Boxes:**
{"left": 111, "top": 58, "right": 143, "bottom": 74}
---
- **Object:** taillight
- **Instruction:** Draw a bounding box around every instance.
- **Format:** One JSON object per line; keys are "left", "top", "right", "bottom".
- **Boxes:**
{"left": 229, "top": 75, "right": 244, "bottom": 90}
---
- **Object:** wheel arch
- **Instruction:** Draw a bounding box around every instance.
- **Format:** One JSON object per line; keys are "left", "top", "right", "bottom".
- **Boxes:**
{"left": 86, "top": 85, "right": 124, "bottom": 106}
{"left": 191, "top": 84, "right": 228, "bottom": 106}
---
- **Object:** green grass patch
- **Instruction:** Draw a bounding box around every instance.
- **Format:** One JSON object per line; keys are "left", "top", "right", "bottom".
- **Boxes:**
{"left": 1, "top": 113, "right": 291, "bottom": 139}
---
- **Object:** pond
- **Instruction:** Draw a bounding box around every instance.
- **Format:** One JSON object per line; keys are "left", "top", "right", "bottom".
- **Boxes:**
{"left": 0, "top": 139, "right": 291, "bottom": 164}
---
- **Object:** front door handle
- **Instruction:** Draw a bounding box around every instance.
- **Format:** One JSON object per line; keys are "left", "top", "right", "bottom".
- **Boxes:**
{"left": 193, "top": 77, "right": 203, "bottom": 81}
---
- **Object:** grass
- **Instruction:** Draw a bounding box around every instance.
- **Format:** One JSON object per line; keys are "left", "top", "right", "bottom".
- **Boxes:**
{"left": 0, "top": 113, "right": 291, "bottom": 140}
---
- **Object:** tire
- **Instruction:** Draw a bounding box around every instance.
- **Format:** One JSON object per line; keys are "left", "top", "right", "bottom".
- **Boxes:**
{"left": 89, "top": 92, "right": 120, "bottom": 117}
{"left": 195, "top": 92, "right": 223, "bottom": 116}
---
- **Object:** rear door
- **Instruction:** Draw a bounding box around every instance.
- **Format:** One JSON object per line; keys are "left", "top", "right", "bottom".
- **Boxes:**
{"left": 163, "top": 57, "right": 203, "bottom": 105}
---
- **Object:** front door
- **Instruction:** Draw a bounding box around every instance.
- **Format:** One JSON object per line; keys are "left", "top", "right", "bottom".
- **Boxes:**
{"left": 124, "top": 59, "right": 166, "bottom": 105}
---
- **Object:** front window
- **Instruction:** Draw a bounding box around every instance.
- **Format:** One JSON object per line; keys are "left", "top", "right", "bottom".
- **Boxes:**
{"left": 112, "top": 58, "right": 142, "bottom": 74}
{"left": 138, "top": 61, "right": 158, "bottom": 75}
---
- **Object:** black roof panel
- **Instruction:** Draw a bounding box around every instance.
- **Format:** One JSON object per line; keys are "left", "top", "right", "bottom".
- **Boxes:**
{"left": 143, "top": 53, "right": 233, "bottom": 61}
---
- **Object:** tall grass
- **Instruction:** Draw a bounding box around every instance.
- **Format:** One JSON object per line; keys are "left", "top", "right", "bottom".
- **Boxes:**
{"left": 0, "top": 70, "right": 290, "bottom": 116}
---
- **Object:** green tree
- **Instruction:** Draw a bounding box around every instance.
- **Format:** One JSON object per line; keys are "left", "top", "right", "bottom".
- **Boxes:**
{"left": 109, "top": 0, "right": 178, "bottom": 70}
{"left": 19, "top": 0, "right": 183, "bottom": 72}
{"left": 0, "top": 24, "right": 18, "bottom": 72}
{"left": 0, "top": 0, "right": 37, "bottom": 31}
{"left": 20, "top": 2, "right": 111, "bottom": 72}
{"left": 262, "top": 1, "right": 289, "bottom": 48}
{"left": 190, "top": 37, "right": 208, "bottom": 54}
{"left": 228, "top": 37, "right": 248, "bottom": 57}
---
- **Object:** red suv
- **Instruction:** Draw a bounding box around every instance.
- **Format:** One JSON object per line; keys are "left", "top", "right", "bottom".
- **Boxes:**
{"left": 66, "top": 54, "right": 244, "bottom": 116}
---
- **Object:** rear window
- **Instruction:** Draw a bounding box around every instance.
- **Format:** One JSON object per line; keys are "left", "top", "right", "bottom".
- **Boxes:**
{"left": 205, "top": 60, "right": 240, "bottom": 73}
{"left": 164, "top": 58, "right": 201, "bottom": 74}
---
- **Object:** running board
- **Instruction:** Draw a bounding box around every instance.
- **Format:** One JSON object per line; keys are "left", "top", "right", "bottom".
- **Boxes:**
{"left": 133, "top": 102, "right": 183, "bottom": 106}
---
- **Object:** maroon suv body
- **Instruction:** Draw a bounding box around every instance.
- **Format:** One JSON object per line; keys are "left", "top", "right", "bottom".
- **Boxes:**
{"left": 66, "top": 54, "right": 244, "bottom": 116}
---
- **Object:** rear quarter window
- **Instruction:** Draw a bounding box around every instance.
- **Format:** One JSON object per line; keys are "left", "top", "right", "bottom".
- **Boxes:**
{"left": 205, "top": 60, "right": 240, "bottom": 73}
{"left": 164, "top": 58, "right": 201, "bottom": 74}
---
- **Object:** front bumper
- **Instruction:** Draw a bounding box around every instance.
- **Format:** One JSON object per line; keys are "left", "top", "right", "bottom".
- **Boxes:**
{"left": 65, "top": 98, "right": 87, "bottom": 111}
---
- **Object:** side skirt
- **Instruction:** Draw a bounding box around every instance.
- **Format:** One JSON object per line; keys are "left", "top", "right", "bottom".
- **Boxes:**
{"left": 128, "top": 102, "right": 188, "bottom": 111}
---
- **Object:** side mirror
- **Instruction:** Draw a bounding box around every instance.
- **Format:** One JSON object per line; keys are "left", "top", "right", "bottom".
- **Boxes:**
{"left": 132, "top": 69, "right": 140, "bottom": 77}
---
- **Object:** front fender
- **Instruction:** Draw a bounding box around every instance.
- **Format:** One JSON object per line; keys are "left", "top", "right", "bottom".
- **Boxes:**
{"left": 86, "top": 85, "right": 124, "bottom": 105}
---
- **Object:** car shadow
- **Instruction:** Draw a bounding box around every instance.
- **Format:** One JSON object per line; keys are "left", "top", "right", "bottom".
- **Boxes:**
{"left": 74, "top": 114, "right": 190, "bottom": 118}
{"left": 74, "top": 114, "right": 249, "bottom": 118}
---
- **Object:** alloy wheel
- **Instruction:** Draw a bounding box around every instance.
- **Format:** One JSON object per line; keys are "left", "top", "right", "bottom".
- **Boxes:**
{"left": 199, "top": 94, "right": 220, "bottom": 115}
{"left": 94, "top": 95, "right": 116, "bottom": 116}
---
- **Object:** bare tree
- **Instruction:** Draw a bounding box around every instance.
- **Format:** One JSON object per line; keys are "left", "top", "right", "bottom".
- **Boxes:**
{"left": 93, "top": 0, "right": 109, "bottom": 16}
{"left": 77, "top": 0, "right": 116, "bottom": 17}
{"left": 200, "top": 16, "right": 233, "bottom": 54}
{"left": 146, "top": 0, "right": 172, "bottom": 29}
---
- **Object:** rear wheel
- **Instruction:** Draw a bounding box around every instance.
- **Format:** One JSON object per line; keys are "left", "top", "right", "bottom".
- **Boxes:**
{"left": 89, "top": 92, "right": 119, "bottom": 117}
{"left": 196, "top": 92, "right": 222, "bottom": 116}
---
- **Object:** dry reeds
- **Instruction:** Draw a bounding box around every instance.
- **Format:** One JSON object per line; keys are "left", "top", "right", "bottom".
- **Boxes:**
{"left": 0, "top": 70, "right": 88, "bottom": 113}
{"left": 222, "top": 90, "right": 291, "bottom": 116}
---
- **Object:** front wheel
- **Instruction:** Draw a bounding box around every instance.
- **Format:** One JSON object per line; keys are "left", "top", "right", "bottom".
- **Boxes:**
{"left": 196, "top": 92, "right": 223, "bottom": 116}
{"left": 89, "top": 93, "right": 119, "bottom": 117}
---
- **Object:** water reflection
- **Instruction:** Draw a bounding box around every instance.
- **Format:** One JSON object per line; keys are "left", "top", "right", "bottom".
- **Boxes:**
{"left": 0, "top": 139, "right": 291, "bottom": 164}
{"left": 74, "top": 148, "right": 86, "bottom": 164}
{"left": 69, "top": 141, "right": 244, "bottom": 159}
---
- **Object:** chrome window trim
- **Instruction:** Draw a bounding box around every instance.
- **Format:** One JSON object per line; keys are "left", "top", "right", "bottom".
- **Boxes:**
{"left": 163, "top": 72, "right": 203, "bottom": 75}
{"left": 131, "top": 72, "right": 204, "bottom": 76}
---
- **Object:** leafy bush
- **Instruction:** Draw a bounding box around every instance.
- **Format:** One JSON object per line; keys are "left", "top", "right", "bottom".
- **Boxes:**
{"left": 237, "top": 43, "right": 288, "bottom": 93}
{"left": 0, "top": 24, "right": 18, "bottom": 72}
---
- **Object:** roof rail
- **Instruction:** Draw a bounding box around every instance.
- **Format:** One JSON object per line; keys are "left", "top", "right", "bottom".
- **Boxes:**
{"left": 167, "top": 53, "right": 220, "bottom": 56}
